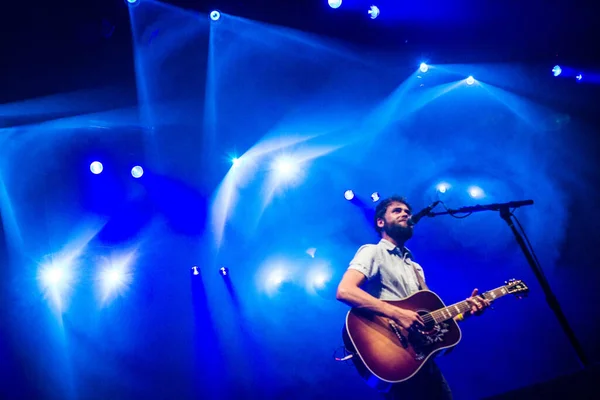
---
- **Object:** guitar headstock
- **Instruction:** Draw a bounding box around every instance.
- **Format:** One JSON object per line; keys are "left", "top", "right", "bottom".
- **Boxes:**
{"left": 505, "top": 279, "right": 529, "bottom": 299}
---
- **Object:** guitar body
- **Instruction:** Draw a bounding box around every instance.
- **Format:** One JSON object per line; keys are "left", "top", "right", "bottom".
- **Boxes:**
{"left": 342, "top": 290, "right": 462, "bottom": 391}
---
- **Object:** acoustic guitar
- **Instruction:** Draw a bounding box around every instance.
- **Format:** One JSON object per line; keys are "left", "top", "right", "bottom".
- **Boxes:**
{"left": 342, "top": 279, "right": 529, "bottom": 391}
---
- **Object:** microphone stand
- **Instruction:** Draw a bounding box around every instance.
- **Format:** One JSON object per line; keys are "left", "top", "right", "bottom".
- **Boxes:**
{"left": 426, "top": 199, "right": 589, "bottom": 368}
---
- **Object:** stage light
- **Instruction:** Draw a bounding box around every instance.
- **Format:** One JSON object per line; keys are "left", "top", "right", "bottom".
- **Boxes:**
{"left": 436, "top": 182, "right": 450, "bottom": 193}
{"left": 268, "top": 269, "right": 286, "bottom": 286}
{"left": 419, "top": 63, "right": 429, "bottom": 73}
{"left": 38, "top": 260, "right": 75, "bottom": 310}
{"left": 576, "top": 74, "right": 583, "bottom": 82}
{"left": 97, "top": 257, "right": 133, "bottom": 304}
{"left": 328, "top": 0, "right": 342, "bottom": 8}
{"left": 231, "top": 157, "right": 240, "bottom": 166}
{"left": 344, "top": 190, "right": 355, "bottom": 201}
{"left": 126, "top": 0, "right": 139, "bottom": 4}
{"left": 552, "top": 65, "right": 562, "bottom": 77}
{"left": 468, "top": 185, "right": 484, "bottom": 199}
{"left": 271, "top": 155, "right": 299, "bottom": 181}
{"left": 466, "top": 76, "right": 475, "bottom": 85}
{"left": 41, "top": 266, "right": 66, "bottom": 287}
{"left": 191, "top": 266, "right": 199, "bottom": 276}
{"left": 131, "top": 166, "right": 144, "bottom": 178}
{"left": 90, "top": 161, "right": 103, "bottom": 174}
{"left": 219, "top": 267, "right": 229, "bottom": 276}
{"left": 210, "top": 10, "right": 221, "bottom": 21}
{"left": 368, "top": 5, "right": 380, "bottom": 19}
{"left": 371, "top": 192, "right": 380, "bottom": 202}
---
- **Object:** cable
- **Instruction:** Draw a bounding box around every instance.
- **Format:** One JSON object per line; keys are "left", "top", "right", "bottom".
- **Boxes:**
{"left": 510, "top": 209, "right": 548, "bottom": 280}
{"left": 332, "top": 345, "right": 354, "bottom": 364}
{"left": 440, "top": 200, "right": 473, "bottom": 220}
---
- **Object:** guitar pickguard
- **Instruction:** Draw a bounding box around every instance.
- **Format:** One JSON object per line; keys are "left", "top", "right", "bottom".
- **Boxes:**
{"left": 410, "top": 322, "right": 450, "bottom": 360}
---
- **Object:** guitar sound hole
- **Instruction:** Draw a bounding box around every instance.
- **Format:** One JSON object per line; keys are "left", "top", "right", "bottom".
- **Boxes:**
{"left": 417, "top": 311, "right": 437, "bottom": 333}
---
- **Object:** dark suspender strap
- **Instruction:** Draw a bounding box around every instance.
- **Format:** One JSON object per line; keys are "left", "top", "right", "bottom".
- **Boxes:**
{"left": 410, "top": 262, "right": 428, "bottom": 291}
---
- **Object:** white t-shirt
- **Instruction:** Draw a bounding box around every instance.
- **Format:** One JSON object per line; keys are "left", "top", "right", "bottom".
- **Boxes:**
{"left": 348, "top": 238, "right": 426, "bottom": 300}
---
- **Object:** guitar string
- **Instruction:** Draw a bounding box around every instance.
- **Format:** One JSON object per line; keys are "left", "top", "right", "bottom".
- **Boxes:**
{"left": 420, "top": 290, "right": 508, "bottom": 323}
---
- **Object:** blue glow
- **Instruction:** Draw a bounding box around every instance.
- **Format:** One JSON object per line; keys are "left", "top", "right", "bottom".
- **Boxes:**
{"left": 210, "top": 10, "right": 221, "bottom": 21}
{"left": 328, "top": 0, "right": 342, "bottom": 8}
{"left": 420, "top": 63, "right": 429, "bottom": 73}
{"left": 126, "top": 0, "right": 138, "bottom": 4}
{"left": 2, "top": 4, "right": 596, "bottom": 399}
{"left": 552, "top": 65, "right": 562, "bottom": 77}
{"left": 368, "top": 5, "right": 380, "bottom": 19}
{"left": 576, "top": 74, "right": 583, "bottom": 81}
{"left": 131, "top": 166, "right": 144, "bottom": 178}
{"left": 90, "top": 161, "right": 103, "bottom": 174}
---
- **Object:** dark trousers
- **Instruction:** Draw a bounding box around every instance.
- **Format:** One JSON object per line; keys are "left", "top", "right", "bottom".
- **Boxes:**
{"left": 381, "top": 360, "right": 453, "bottom": 400}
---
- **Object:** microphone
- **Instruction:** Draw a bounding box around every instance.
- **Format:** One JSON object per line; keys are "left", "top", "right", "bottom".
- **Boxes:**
{"left": 408, "top": 201, "right": 441, "bottom": 226}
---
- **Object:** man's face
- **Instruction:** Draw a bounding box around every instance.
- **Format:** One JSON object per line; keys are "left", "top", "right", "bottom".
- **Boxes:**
{"left": 379, "top": 201, "right": 413, "bottom": 241}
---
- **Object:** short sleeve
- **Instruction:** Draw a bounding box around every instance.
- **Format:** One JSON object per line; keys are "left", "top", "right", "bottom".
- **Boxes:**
{"left": 347, "top": 245, "right": 378, "bottom": 280}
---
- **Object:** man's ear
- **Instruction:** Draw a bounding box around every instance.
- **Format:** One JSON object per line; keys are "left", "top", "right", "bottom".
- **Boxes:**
{"left": 377, "top": 218, "right": 384, "bottom": 229}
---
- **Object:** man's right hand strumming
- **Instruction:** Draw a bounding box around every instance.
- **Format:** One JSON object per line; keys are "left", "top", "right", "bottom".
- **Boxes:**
{"left": 388, "top": 306, "right": 425, "bottom": 330}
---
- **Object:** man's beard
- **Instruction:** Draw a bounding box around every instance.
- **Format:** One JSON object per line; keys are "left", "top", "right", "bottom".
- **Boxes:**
{"left": 383, "top": 222, "right": 413, "bottom": 242}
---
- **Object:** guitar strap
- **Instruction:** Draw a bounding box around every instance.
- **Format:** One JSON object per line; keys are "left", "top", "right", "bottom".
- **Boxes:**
{"left": 409, "top": 261, "right": 428, "bottom": 291}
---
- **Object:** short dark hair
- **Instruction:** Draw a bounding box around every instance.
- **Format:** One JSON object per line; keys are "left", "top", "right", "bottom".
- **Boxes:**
{"left": 374, "top": 196, "right": 412, "bottom": 234}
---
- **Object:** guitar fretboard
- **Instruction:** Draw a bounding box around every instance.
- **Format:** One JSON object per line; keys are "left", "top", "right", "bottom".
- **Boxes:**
{"left": 424, "top": 286, "right": 511, "bottom": 324}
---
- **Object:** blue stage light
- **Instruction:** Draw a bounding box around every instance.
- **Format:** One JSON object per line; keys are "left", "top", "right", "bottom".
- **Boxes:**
{"left": 552, "top": 65, "right": 562, "bottom": 77}
{"left": 368, "top": 5, "right": 380, "bottom": 19}
{"left": 131, "top": 166, "right": 144, "bottom": 178}
{"left": 90, "top": 161, "right": 103, "bottom": 175}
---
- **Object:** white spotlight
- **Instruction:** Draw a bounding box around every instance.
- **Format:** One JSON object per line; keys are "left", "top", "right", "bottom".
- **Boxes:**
{"left": 271, "top": 155, "right": 299, "bottom": 181}
{"left": 90, "top": 161, "right": 103, "bottom": 174}
{"left": 328, "top": 0, "right": 342, "bottom": 8}
{"left": 368, "top": 5, "right": 380, "bottom": 19}
{"left": 41, "top": 266, "right": 66, "bottom": 287}
{"left": 436, "top": 182, "right": 450, "bottom": 193}
{"left": 371, "top": 192, "right": 380, "bottom": 202}
{"left": 466, "top": 76, "right": 475, "bottom": 85}
{"left": 38, "top": 260, "right": 75, "bottom": 311}
{"left": 468, "top": 186, "right": 485, "bottom": 199}
{"left": 344, "top": 190, "right": 355, "bottom": 201}
{"left": 131, "top": 166, "right": 144, "bottom": 178}
{"left": 210, "top": 10, "right": 221, "bottom": 21}
{"left": 419, "top": 63, "right": 429, "bottom": 73}
{"left": 99, "top": 263, "right": 132, "bottom": 303}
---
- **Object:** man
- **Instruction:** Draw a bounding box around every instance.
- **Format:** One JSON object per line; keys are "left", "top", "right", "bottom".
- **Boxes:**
{"left": 336, "top": 195, "right": 490, "bottom": 399}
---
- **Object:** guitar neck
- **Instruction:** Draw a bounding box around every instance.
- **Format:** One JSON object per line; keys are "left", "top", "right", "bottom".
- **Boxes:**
{"left": 428, "top": 286, "right": 511, "bottom": 324}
